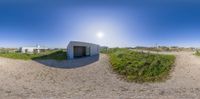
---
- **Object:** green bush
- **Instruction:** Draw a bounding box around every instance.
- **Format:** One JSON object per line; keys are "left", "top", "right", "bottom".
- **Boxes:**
{"left": 108, "top": 48, "right": 175, "bottom": 82}
{"left": 195, "top": 50, "right": 200, "bottom": 56}
{"left": 100, "top": 47, "right": 108, "bottom": 54}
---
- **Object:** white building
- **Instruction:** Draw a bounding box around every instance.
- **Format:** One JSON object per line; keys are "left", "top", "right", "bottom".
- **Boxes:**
{"left": 67, "top": 41, "right": 100, "bottom": 59}
{"left": 20, "top": 45, "right": 48, "bottom": 54}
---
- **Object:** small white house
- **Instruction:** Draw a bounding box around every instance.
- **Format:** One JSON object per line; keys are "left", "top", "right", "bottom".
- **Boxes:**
{"left": 67, "top": 41, "right": 100, "bottom": 59}
{"left": 20, "top": 45, "right": 48, "bottom": 54}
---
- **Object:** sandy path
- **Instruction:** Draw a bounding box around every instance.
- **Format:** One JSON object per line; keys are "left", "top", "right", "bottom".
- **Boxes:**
{"left": 0, "top": 52, "right": 200, "bottom": 99}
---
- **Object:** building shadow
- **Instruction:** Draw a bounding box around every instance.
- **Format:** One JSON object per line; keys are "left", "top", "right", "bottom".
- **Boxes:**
{"left": 33, "top": 54, "right": 100, "bottom": 69}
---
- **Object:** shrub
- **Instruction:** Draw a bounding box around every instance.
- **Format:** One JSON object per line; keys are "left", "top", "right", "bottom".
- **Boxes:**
{"left": 195, "top": 50, "right": 200, "bottom": 56}
{"left": 108, "top": 48, "right": 175, "bottom": 82}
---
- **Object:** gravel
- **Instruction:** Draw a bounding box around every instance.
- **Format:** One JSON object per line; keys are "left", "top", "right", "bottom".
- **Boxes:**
{"left": 0, "top": 52, "right": 200, "bottom": 99}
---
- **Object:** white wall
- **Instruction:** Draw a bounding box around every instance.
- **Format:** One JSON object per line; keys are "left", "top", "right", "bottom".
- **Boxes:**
{"left": 67, "top": 41, "right": 100, "bottom": 59}
{"left": 20, "top": 47, "right": 46, "bottom": 53}
{"left": 21, "top": 47, "right": 34, "bottom": 53}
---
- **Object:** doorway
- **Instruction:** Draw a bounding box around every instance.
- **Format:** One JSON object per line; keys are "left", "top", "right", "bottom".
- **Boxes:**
{"left": 73, "top": 46, "right": 86, "bottom": 58}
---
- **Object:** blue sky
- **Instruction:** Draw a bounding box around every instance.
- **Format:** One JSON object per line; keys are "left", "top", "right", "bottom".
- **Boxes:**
{"left": 0, "top": 0, "right": 200, "bottom": 48}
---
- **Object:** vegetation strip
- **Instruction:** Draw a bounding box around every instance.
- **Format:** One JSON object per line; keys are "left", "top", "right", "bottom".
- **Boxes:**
{"left": 105, "top": 48, "right": 175, "bottom": 82}
{"left": 0, "top": 50, "right": 66, "bottom": 60}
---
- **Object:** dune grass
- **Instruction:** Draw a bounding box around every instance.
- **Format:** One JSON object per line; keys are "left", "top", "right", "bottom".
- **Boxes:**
{"left": 0, "top": 50, "right": 67, "bottom": 60}
{"left": 108, "top": 48, "right": 175, "bottom": 82}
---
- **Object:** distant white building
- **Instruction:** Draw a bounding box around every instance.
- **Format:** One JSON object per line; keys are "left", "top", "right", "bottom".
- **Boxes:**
{"left": 20, "top": 45, "right": 48, "bottom": 54}
{"left": 67, "top": 41, "right": 100, "bottom": 59}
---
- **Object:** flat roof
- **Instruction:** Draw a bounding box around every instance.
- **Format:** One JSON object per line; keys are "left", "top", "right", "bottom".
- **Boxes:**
{"left": 69, "top": 41, "right": 99, "bottom": 46}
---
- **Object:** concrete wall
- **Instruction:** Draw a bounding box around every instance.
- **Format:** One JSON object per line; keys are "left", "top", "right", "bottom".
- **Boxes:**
{"left": 67, "top": 41, "right": 100, "bottom": 59}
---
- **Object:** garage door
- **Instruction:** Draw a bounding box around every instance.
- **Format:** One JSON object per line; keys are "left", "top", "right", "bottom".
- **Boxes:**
{"left": 73, "top": 46, "right": 86, "bottom": 58}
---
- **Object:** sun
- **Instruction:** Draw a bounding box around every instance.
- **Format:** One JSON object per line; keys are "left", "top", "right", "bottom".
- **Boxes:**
{"left": 96, "top": 32, "right": 104, "bottom": 39}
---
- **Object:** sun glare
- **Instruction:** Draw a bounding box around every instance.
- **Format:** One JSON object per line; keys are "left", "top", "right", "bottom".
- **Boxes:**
{"left": 96, "top": 32, "right": 104, "bottom": 39}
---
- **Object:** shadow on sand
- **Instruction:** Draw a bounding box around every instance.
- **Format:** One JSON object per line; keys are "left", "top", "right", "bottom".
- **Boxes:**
{"left": 33, "top": 55, "right": 100, "bottom": 69}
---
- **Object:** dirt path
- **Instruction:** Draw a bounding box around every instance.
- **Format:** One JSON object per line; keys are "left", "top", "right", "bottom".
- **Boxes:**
{"left": 0, "top": 52, "right": 200, "bottom": 99}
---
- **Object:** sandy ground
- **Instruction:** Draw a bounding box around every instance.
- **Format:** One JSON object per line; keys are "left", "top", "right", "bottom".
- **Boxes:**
{"left": 0, "top": 52, "right": 200, "bottom": 99}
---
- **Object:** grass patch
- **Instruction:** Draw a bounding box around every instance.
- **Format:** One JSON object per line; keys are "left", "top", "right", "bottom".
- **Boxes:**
{"left": 108, "top": 48, "right": 175, "bottom": 82}
{"left": 0, "top": 50, "right": 67, "bottom": 60}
